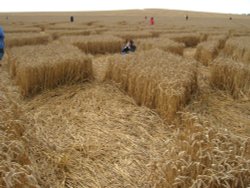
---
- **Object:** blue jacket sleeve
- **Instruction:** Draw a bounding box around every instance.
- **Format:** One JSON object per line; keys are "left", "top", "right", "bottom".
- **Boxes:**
{"left": 0, "top": 27, "right": 4, "bottom": 38}
{"left": 0, "top": 27, "right": 5, "bottom": 49}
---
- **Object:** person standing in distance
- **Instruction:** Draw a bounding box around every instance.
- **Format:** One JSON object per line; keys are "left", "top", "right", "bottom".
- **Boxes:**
{"left": 150, "top": 17, "right": 155, "bottom": 25}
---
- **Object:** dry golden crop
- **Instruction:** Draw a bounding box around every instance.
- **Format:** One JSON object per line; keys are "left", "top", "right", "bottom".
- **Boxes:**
{"left": 195, "top": 41, "right": 220, "bottom": 65}
{"left": 210, "top": 57, "right": 250, "bottom": 98}
{"left": 207, "top": 34, "right": 228, "bottom": 49}
{"left": 5, "top": 33, "right": 50, "bottom": 48}
{"left": 195, "top": 34, "right": 229, "bottom": 65}
{"left": 162, "top": 33, "right": 204, "bottom": 47}
{"left": 0, "top": 79, "right": 40, "bottom": 187}
{"left": 14, "top": 83, "right": 250, "bottom": 188}
{"left": 224, "top": 36, "right": 250, "bottom": 64}
{"left": 60, "top": 35, "right": 123, "bottom": 54}
{"left": 20, "top": 83, "right": 172, "bottom": 187}
{"left": 9, "top": 42, "right": 93, "bottom": 97}
{"left": 230, "top": 29, "right": 250, "bottom": 37}
{"left": 3, "top": 26, "right": 41, "bottom": 33}
{"left": 146, "top": 112, "right": 250, "bottom": 188}
{"left": 46, "top": 23, "right": 87, "bottom": 30}
{"left": 111, "top": 31, "right": 153, "bottom": 39}
{"left": 105, "top": 49, "right": 197, "bottom": 121}
{"left": 1, "top": 9, "right": 250, "bottom": 188}
{"left": 136, "top": 38, "right": 185, "bottom": 55}
{"left": 48, "top": 29, "right": 92, "bottom": 40}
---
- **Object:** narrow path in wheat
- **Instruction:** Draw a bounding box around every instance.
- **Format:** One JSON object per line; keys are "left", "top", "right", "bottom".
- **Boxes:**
{"left": 181, "top": 37, "right": 250, "bottom": 137}
{"left": 185, "top": 59, "right": 250, "bottom": 138}
{"left": 92, "top": 56, "right": 109, "bottom": 82}
{"left": 183, "top": 47, "right": 196, "bottom": 59}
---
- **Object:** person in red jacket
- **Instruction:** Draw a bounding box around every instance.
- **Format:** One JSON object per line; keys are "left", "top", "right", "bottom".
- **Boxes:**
{"left": 150, "top": 17, "right": 154, "bottom": 25}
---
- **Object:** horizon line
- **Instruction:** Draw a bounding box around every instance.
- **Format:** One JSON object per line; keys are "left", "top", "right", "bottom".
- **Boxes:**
{"left": 0, "top": 8, "right": 249, "bottom": 15}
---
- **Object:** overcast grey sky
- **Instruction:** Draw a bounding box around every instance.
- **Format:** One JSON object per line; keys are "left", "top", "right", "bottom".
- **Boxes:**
{"left": 0, "top": 0, "right": 250, "bottom": 14}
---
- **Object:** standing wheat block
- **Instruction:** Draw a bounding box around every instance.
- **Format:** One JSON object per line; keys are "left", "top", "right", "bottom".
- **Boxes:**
{"left": 162, "top": 33, "right": 202, "bottom": 47}
{"left": 210, "top": 57, "right": 250, "bottom": 98}
{"left": 105, "top": 49, "right": 197, "bottom": 121}
{"left": 195, "top": 41, "right": 219, "bottom": 66}
{"left": 5, "top": 33, "right": 50, "bottom": 48}
{"left": 224, "top": 36, "right": 250, "bottom": 64}
{"left": 60, "top": 35, "right": 123, "bottom": 55}
{"left": 48, "top": 29, "right": 92, "bottom": 40}
{"left": 136, "top": 38, "right": 185, "bottom": 55}
{"left": 9, "top": 43, "right": 93, "bottom": 97}
{"left": 113, "top": 31, "right": 153, "bottom": 39}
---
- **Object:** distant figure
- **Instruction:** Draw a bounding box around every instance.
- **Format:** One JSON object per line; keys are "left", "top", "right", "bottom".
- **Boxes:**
{"left": 150, "top": 17, "right": 155, "bottom": 25}
{"left": 186, "top": 15, "right": 189, "bottom": 21}
{"left": 70, "top": 16, "right": 74, "bottom": 22}
{"left": 121, "top": 40, "right": 136, "bottom": 54}
{"left": 145, "top": 16, "right": 147, "bottom": 20}
{"left": 0, "top": 26, "right": 5, "bottom": 65}
{"left": 229, "top": 17, "right": 232, "bottom": 20}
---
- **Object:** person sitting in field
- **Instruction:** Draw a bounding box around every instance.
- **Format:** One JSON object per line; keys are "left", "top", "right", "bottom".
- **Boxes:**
{"left": 0, "top": 26, "right": 5, "bottom": 65}
{"left": 121, "top": 40, "right": 136, "bottom": 54}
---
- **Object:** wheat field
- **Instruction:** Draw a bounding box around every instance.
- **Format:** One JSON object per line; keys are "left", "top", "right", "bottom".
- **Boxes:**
{"left": 0, "top": 9, "right": 249, "bottom": 188}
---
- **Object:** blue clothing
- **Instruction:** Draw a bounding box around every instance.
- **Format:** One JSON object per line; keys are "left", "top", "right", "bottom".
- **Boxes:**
{"left": 0, "top": 26, "right": 5, "bottom": 49}
{"left": 0, "top": 49, "right": 4, "bottom": 60}
{"left": 121, "top": 44, "right": 136, "bottom": 54}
